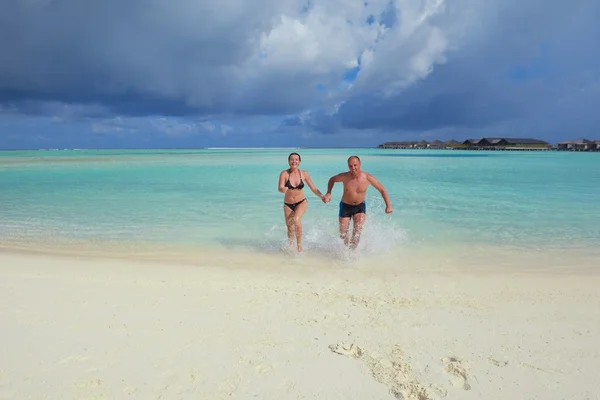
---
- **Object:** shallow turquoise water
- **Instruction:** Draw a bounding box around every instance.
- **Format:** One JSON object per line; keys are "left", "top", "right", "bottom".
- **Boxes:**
{"left": 1, "top": 149, "right": 599, "bottom": 256}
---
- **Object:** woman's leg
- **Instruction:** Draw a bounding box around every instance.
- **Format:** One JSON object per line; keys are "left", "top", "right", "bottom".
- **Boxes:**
{"left": 283, "top": 204, "right": 295, "bottom": 249}
{"left": 292, "top": 200, "right": 308, "bottom": 252}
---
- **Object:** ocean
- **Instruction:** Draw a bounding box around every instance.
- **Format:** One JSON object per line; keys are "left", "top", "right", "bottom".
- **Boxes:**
{"left": 1, "top": 148, "right": 599, "bottom": 269}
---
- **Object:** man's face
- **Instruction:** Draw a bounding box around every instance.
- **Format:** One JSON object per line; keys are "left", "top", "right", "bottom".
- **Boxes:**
{"left": 347, "top": 158, "right": 361, "bottom": 175}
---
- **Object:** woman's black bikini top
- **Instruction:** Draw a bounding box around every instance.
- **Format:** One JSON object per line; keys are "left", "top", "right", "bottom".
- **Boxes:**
{"left": 285, "top": 170, "right": 305, "bottom": 190}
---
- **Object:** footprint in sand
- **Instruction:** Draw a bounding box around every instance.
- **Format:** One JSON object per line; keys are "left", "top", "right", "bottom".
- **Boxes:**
{"left": 488, "top": 357, "right": 509, "bottom": 367}
{"left": 441, "top": 357, "right": 471, "bottom": 391}
{"left": 330, "top": 342, "right": 442, "bottom": 400}
{"left": 329, "top": 342, "right": 363, "bottom": 359}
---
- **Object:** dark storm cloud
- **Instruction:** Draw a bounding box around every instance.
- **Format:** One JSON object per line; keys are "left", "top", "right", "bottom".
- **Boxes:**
{"left": 0, "top": 0, "right": 454, "bottom": 119}
{"left": 0, "top": 0, "right": 277, "bottom": 114}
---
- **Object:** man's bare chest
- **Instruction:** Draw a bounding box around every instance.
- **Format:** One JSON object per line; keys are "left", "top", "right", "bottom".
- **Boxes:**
{"left": 345, "top": 177, "right": 369, "bottom": 192}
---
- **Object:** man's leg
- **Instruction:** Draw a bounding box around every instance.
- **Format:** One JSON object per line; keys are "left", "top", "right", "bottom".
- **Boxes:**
{"left": 349, "top": 213, "right": 366, "bottom": 250}
{"left": 339, "top": 217, "right": 351, "bottom": 246}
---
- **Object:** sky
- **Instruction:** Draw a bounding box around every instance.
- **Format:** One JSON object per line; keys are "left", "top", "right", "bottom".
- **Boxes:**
{"left": 1, "top": 0, "right": 598, "bottom": 149}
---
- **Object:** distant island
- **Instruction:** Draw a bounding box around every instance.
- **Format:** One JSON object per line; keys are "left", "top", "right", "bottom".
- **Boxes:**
{"left": 377, "top": 137, "right": 600, "bottom": 151}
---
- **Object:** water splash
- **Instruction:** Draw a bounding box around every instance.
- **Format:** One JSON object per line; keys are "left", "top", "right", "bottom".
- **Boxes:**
{"left": 259, "top": 196, "right": 408, "bottom": 260}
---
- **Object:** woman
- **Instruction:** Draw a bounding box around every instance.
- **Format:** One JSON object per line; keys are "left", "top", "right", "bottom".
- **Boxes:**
{"left": 278, "top": 152, "right": 325, "bottom": 252}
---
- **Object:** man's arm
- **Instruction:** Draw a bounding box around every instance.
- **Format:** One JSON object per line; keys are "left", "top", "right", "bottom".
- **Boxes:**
{"left": 367, "top": 174, "right": 393, "bottom": 213}
{"left": 326, "top": 173, "right": 345, "bottom": 194}
{"left": 323, "top": 173, "right": 344, "bottom": 203}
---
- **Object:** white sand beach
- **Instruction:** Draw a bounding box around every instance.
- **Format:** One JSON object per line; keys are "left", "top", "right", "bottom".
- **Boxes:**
{"left": 1, "top": 250, "right": 599, "bottom": 400}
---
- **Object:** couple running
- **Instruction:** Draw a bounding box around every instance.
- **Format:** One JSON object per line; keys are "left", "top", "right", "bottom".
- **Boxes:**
{"left": 278, "top": 152, "right": 393, "bottom": 253}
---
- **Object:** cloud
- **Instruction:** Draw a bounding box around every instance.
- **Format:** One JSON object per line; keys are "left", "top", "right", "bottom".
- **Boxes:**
{"left": 1, "top": 0, "right": 598, "bottom": 148}
{"left": 0, "top": 0, "right": 455, "bottom": 115}
{"left": 303, "top": 0, "right": 600, "bottom": 140}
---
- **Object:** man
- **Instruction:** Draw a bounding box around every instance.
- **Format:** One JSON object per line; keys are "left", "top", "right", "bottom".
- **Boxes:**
{"left": 323, "top": 156, "right": 392, "bottom": 249}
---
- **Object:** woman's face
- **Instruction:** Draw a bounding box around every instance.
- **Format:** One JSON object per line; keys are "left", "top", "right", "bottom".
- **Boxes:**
{"left": 288, "top": 154, "right": 301, "bottom": 168}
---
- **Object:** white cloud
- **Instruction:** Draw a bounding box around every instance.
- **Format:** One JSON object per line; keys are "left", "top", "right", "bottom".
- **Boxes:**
{"left": 244, "top": 0, "right": 462, "bottom": 104}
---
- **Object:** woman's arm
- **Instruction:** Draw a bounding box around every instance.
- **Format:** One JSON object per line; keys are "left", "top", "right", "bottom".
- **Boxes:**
{"left": 278, "top": 171, "right": 288, "bottom": 193}
{"left": 303, "top": 171, "right": 324, "bottom": 200}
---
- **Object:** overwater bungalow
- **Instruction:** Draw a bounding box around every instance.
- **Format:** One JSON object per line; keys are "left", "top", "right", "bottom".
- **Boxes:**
{"left": 377, "top": 139, "right": 465, "bottom": 150}
{"left": 557, "top": 138, "right": 597, "bottom": 151}
{"left": 378, "top": 137, "right": 554, "bottom": 151}
{"left": 463, "top": 138, "right": 550, "bottom": 150}
{"left": 377, "top": 141, "right": 415, "bottom": 149}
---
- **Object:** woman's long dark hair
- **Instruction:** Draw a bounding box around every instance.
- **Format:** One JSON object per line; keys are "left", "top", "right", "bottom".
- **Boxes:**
{"left": 288, "top": 152, "right": 301, "bottom": 162}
